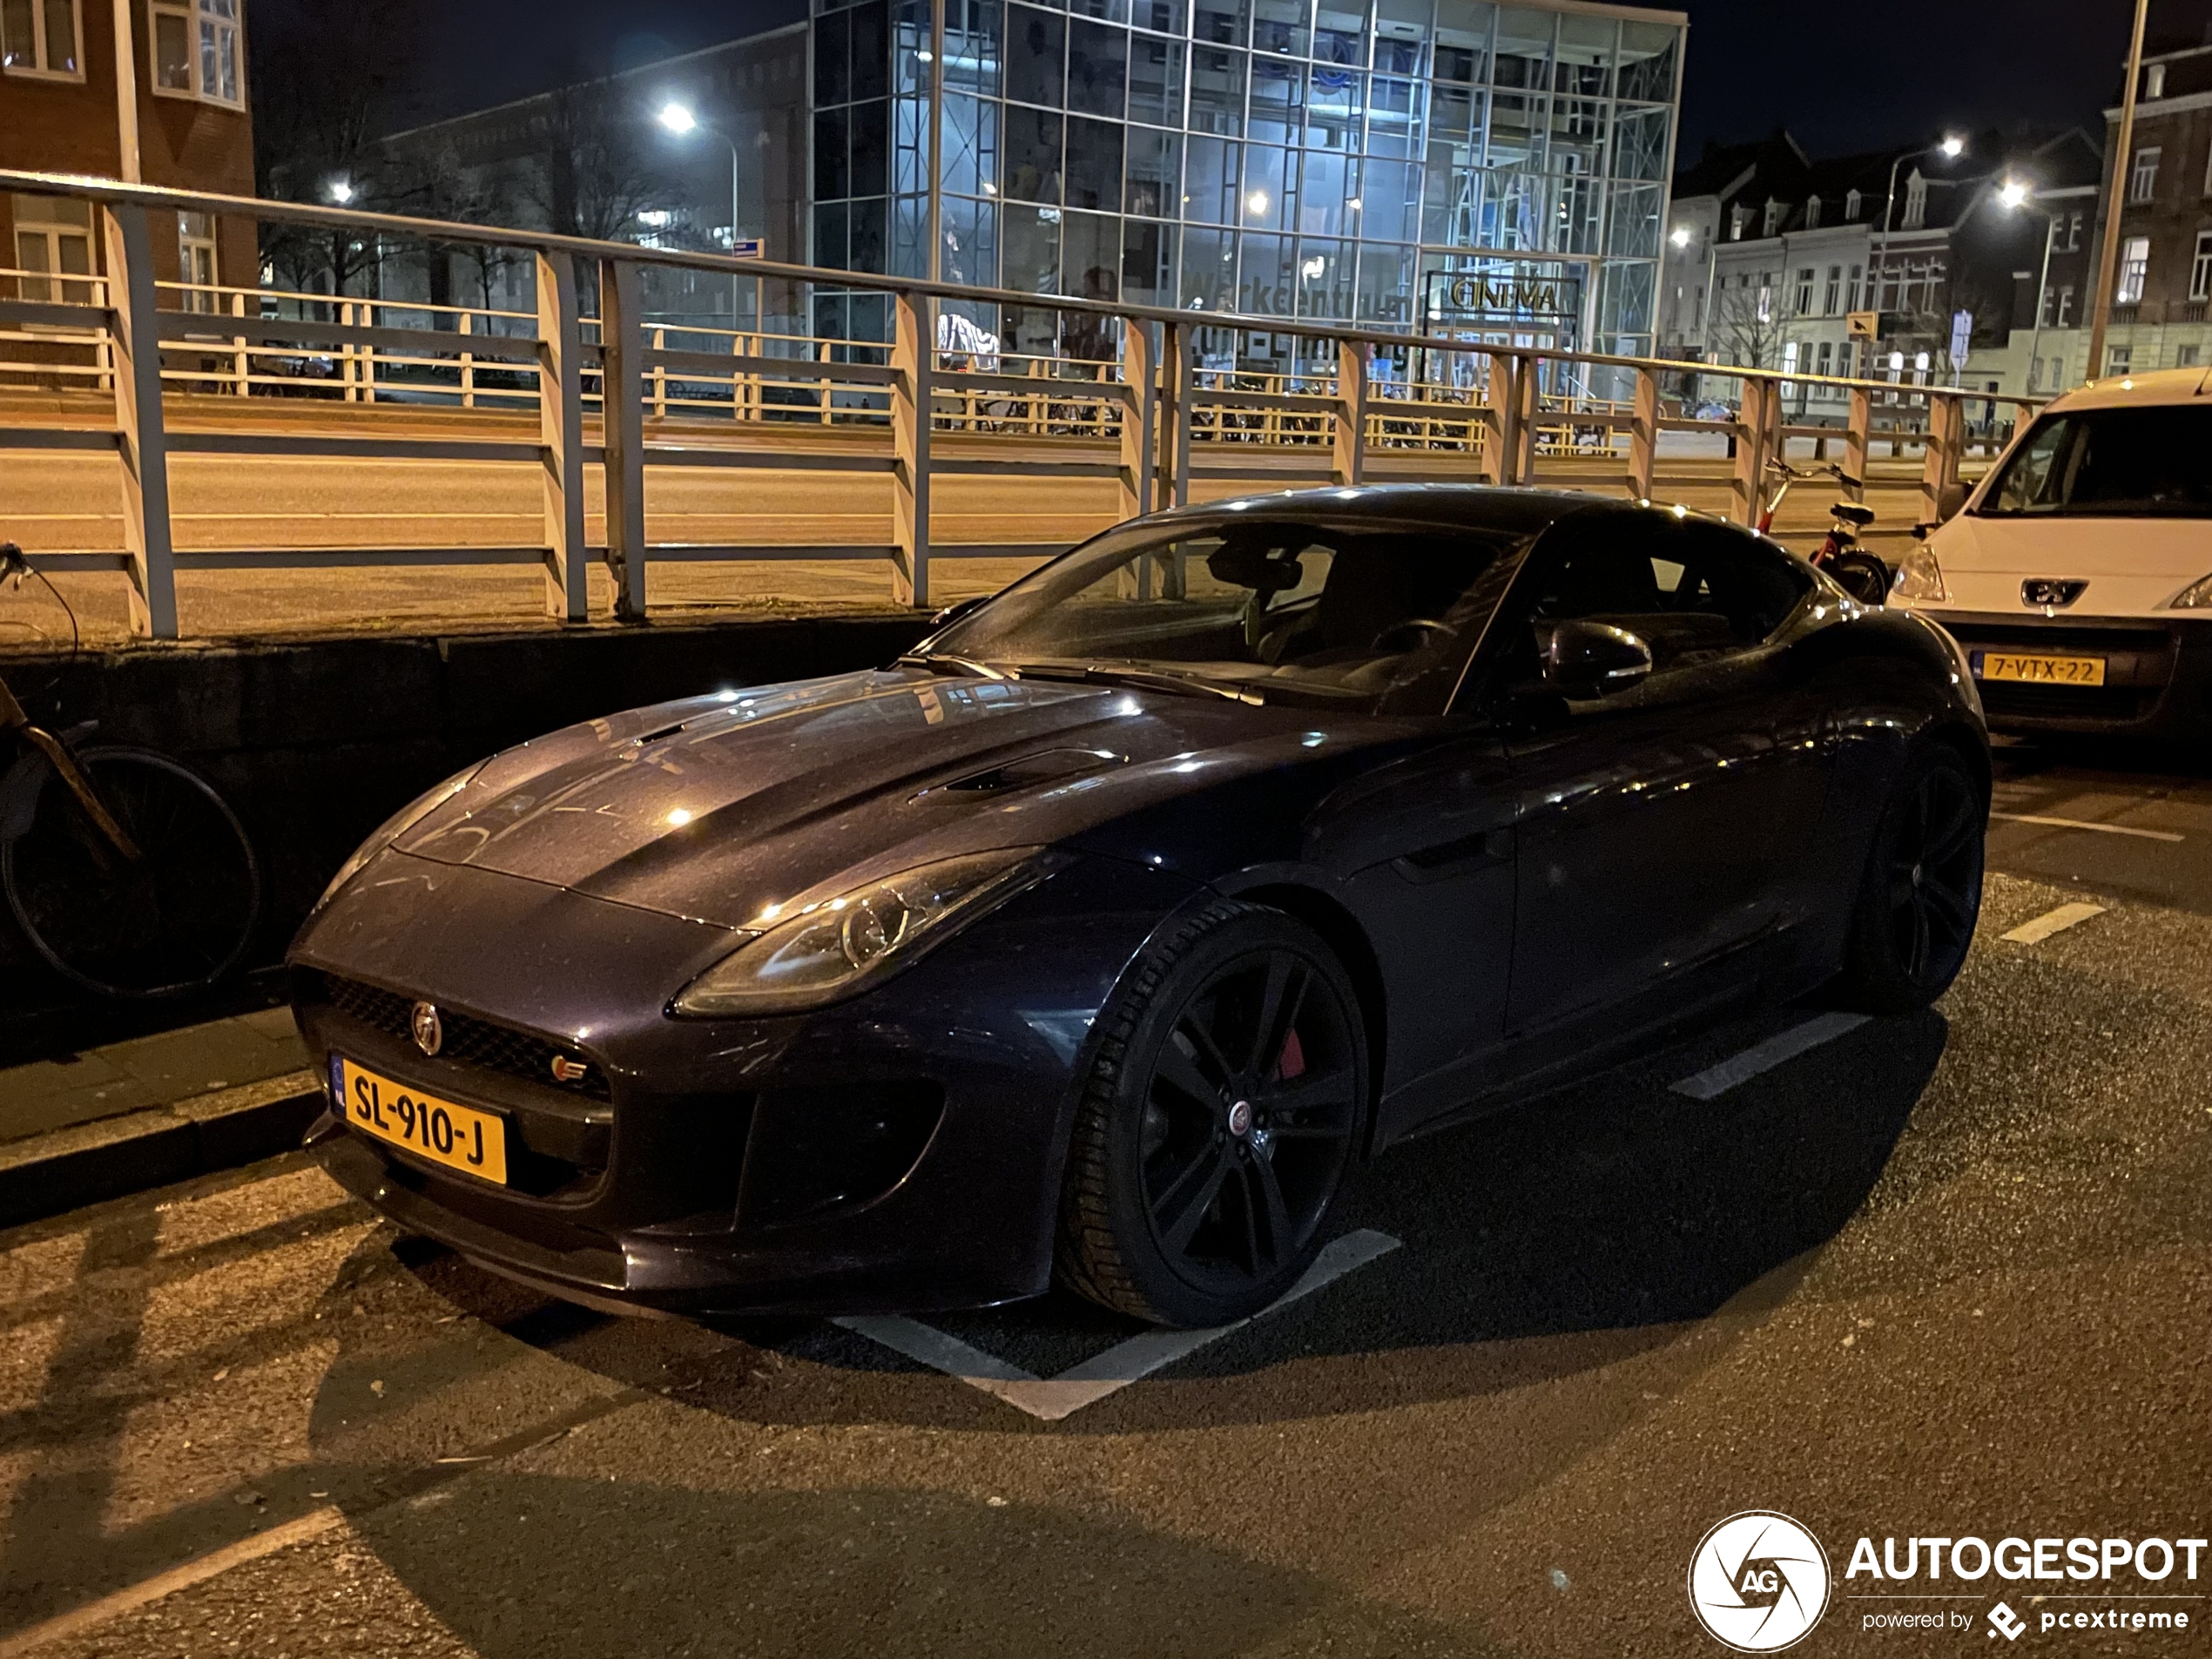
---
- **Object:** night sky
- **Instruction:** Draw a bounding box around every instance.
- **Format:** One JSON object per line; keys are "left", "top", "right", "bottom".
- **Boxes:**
{"left": 300, "top": 0, "right": 2201, "bottom": 161}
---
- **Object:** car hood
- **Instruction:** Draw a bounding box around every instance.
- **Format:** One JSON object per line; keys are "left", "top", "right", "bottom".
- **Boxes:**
{"left": 1917, "top": 512, "right": 2212, "bottom": 618}
{"left": 394, "top": 669, "right": 1404, "bottom": 927}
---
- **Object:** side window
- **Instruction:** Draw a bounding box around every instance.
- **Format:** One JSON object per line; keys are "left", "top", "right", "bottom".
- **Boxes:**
{"left": 1523, "top": 518, "right": 1810, "bottom": 676}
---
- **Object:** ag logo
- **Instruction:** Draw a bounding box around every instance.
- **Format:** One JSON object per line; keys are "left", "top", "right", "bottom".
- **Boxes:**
{"left": 1688, "top": 1511, "right": 1831, "bottom": 1652}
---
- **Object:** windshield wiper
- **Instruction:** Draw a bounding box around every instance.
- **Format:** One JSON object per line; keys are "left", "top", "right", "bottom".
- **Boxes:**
{"left": 895, "top": 651, "right": 1008, "bottom": 680}
{"left": 1006, "top": 662, "right": 1265, "bottom": 705}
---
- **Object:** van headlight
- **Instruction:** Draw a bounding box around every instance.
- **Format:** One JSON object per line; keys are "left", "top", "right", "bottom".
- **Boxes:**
{"left": 314, "top": 763, "right": 485, "bottom": 913}
{"left": 672, "top": 848, "right": 1066, "bottom": 1017}
{"left": 1893, "top": 546, "right": 1949, "bottom": 603}
{"left": 2169, "top": 573, "right": 2212, "bottom": 609}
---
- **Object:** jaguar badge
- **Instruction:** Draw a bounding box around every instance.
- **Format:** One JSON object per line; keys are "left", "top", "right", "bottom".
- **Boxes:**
{"left": 410, "top": 1001, "right": 443, "bottom": 1057}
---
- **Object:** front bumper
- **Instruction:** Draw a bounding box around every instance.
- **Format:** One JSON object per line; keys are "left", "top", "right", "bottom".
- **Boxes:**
{"left": 1904, "top": 609, "right": 2212, "bottom": 738}
{"left": 290, "top": 850, "right": 1197, "bottom": 1317}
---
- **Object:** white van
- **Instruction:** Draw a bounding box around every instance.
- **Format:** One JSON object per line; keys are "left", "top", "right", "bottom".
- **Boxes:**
{"left": 1890, "top": 368, "right": 2212, "bottom": 738}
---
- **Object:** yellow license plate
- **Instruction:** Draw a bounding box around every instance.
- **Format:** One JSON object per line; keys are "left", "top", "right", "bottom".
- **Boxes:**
{"left": 334, "top": 1057, "right": 508, "bottom": 1185}
{"left": 1976, "top": 652, "right": 2107, "bottom": 686}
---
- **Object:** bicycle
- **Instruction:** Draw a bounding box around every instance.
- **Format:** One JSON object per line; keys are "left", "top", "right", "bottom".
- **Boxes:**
{"left": 1758, "top": 459, "right": 1893, "bottom": 606}
{"left": 0, "top": 542, "right": 262, "bottom": 1000}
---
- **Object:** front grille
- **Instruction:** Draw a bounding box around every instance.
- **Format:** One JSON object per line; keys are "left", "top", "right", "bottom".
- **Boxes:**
{"left": 319, "top": 974, "right": 613, "bottom": 1103}
{"left": 1977, "top": 681, "right": 2155, "bottom": 722}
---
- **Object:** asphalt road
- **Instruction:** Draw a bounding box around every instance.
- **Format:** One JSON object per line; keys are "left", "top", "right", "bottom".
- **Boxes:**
{"left": 2, "top": 741, "right": 2208, "bottom": 1658}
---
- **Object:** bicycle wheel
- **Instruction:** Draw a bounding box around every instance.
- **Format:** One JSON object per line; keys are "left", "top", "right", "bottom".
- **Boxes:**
{"left": 3, "top": 745, "right": 261, "bottom": 1000}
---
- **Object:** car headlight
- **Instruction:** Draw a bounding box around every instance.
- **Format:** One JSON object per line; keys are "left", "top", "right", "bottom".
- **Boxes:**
{"left": 2169, "top": 573, "right": 2212, "bottom": 610}
{"left": 314, "top": 763, "right": 485, "bottom": 913}
{"left": 671, "top": 847, "right": 1066, "bottom": 1017}
{"left": 1892, "top": 545, "right": 1948, "bottom": 603}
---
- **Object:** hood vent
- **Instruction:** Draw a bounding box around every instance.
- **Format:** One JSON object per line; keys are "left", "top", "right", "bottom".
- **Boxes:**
{"left": 926, "top": 747, "right": 1126, "bottom": 798}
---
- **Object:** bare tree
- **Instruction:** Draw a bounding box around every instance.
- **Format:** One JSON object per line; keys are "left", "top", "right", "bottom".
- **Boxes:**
{"left": 519, "top": 84, "right": 671, "bottom": 244}
{"left": 1710, "top": 280, "right": 1785, "bottom": 373}
{"left": 252, "top": 0, "right": 430, "bottom": 299}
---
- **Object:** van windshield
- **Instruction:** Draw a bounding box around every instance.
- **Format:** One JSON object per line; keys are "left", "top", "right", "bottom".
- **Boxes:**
{"left": 1982, "top": 406, "right": 2212, "bottom": 518}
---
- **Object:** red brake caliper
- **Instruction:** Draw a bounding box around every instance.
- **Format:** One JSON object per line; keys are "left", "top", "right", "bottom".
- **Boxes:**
{"left": 1275, "top": 1027, "right": 1305, "bottom": 1082}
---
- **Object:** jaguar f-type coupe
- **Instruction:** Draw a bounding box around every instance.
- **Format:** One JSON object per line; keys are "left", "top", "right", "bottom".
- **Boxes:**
{"left": 290, "top": 487, "right": 1988, "bottom": 1328}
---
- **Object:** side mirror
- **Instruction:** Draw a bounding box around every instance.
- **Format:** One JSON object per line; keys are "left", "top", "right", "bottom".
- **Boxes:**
{"left": 1539, "top": 619, "right": 1653, "bottom": 699}
{"left": 927, "top": 595, "right": 989, "bottom": 630}
{"left": 1938, "top": 482, "right": 1969, "bottom": 522}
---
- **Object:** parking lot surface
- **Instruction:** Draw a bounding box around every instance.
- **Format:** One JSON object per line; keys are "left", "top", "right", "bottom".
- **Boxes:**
{"left": 1, "top": 743, "right": 2208, "bottom": 1658}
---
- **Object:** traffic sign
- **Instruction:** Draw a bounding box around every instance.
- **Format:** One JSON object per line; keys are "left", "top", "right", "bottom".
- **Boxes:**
{"left": 731, "top": 237, "right": 764, "bottom": 260}
{"left": 1846, "top": 310, "right": 1879, "bottom": 341}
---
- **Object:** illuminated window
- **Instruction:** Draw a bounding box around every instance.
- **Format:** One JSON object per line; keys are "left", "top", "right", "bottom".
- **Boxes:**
{"left": 2116, "top": 236, "right": 2148, "bottom": 306}
{"left": 0, "top": 0, "right": 81, "bottom": 77}
{"left": 2189, "top": 231, "right": 2211, "bottom": 302}
{"left": 10, "top": 192, "right": 94, "bottom": 303}
{"left": 151, "top": 0, "right": 241, "bottom": 106}
{"left": 178, "top": 211, "right": 219, "bottom": 311}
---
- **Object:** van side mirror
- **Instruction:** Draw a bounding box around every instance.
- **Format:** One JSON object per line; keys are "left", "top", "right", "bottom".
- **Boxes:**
{"left": 1539, "top": 619, "right": 1653, "bottom": 699}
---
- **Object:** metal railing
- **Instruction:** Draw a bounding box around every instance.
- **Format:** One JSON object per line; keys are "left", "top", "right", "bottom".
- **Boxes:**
{"left": 0, "top": 169, "right": 2048, "bottom": 640}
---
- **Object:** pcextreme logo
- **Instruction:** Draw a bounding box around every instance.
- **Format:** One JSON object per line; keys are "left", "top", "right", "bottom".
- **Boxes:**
{"left": 1689, "top": 1511, "right": 1833, "bottom": 1652}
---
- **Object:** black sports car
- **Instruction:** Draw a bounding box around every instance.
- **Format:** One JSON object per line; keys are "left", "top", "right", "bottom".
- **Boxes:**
{"left": 289, "top": 486, "right": 1988, "bottom": 1329}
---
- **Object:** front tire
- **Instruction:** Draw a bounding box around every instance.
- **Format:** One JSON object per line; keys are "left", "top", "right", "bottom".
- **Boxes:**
{"left": 1056, "top": 901, "right": 1366, "bottom": 1328}
{"left": 1837, "top": 743, "right": 1985, "bottom": 1013}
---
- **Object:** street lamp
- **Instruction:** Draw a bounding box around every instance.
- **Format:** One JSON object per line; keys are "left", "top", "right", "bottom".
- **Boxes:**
{"left": 1998, "top": 178, "right": 2060, "bottom": 398}
{"left": 657, "top": 99, "right": 747, "bottom": 330}
{"left": 325, "top": 178, "right": 355, "bottom": 205}
{"left": 1873, "top": 133, "right": 1967, "bottom": 341}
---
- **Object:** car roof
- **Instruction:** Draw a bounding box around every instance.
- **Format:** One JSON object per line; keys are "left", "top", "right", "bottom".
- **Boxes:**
{"left": 2047, "top": 367, "right": 2212, "bottom": 413}
{"left": 1148, "top": 483, "right": 1691, "bottom": 537}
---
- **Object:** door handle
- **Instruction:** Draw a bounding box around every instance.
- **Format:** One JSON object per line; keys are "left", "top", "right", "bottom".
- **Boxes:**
{"left": 1393, "top": 826, "right": 1514, "bottom": 882}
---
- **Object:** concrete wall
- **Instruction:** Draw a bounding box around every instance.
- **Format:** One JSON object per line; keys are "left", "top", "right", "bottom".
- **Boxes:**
{"left": 0, "top": 615, "right": 932, "bottom": 982}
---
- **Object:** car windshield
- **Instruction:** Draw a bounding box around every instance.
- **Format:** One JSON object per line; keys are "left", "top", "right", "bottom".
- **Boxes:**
{"left": 921, "top": 516, "right": 1529, "bottom": 713}
{"left": 1982, "top": 406, "right": 2212, "bottom": 519}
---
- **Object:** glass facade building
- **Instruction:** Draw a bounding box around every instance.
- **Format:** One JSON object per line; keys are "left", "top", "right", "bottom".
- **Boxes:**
{"left": 809, "top": 0, "right": 1683, "bottom": 375}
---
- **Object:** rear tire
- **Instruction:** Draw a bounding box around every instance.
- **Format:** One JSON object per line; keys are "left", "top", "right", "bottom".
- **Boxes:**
{"left": 3, "top": 746, "right": 261, "bottom": 1001}
{"left": 1837, "top": 743, "right": 1985, "bottom": 1014}
{"left": 1055, "top": 901, "right": 1366, "bottom": 1328}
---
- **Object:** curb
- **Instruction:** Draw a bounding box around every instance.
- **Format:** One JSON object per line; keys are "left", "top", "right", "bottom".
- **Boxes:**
{"left": 0, "top": 1071, "right": 324, "bottom": 1230}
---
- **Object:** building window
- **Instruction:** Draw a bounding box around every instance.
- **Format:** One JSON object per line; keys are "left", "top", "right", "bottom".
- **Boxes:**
{"left": 2192, "top": 230, "right": 2212, "bottom": 303}
{"left": 1, "top": 0, "right": 82, "bottom": 77}
{"left": 1762, "top": 198, "right": 1784, "bottom": 238}
{"left": 1756, "top": 280, "right": 1772, "bottom": 324}
{"left": 1844, "top": 188, "right": 1861, "bottom": 220}
{"left": 2062, "top": 211, "right": 2082, "bottom": 252}
{"left": 2178, "top": 344, "right": 2202, "bottom": 368}
{"left": 1804, "top": 195, "right": 1821, "bottom": 231}
{"left": 2107, "top": 345, "right": 2131, "bottom": 376}
{"left": 2117, "top": 235, "right": 2149, "bottom": 306}
{"left": 1814, "top": 340, "right": 1832, "bottom": 379}
{"left": 2129, "top": 146, "right": 2160, "bottom": 205}
{"left": 178, "top": 211, "right": 219, "bottom": 311}
{"left": 1730, "top": 205, "right": 1748, "bottom": 241}
{"left": 1847, "top": 262, "right": 1862, "bottom": 311}
{"left": 1793, "top": 266, "right": 1813, "bottom": 315}
{"left": 151, "top": 0, "right": 241, "bottom": 106}
{"left": 10, "top": 192, "right": 95, "bottom": 302}
{"left": 1902, "top": 172, "right": 1927, "bottom": 230}
{"left": 2048, "top": 284, "right": 2074, "bottom": 328}
{"left": 2145, "top": 62, "right": 2165, "bottom": 99}
{"left": 1823, "top": 264, "right": 1841, "bottom": 314}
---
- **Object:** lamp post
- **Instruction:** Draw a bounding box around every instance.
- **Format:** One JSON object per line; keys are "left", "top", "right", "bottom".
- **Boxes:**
{"left": 1873, "top": 134, "right": 1966, "bottom": 345}
{"left": 2087, "top": 0, "right": 2152, "bottom": 381}
{"left": 658, "top": 101, "right": 746, "bottom": 330}
{"left": 1998, "top": 179, "right": 2059, "bottom": 400}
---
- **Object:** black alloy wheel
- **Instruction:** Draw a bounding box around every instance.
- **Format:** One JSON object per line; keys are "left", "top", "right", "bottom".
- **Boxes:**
{"left": 1058, "top": 902, "right": 1366, "bottom": 1327}
{"left": 1839, "top": 743, "right": 1985, "bottom": 1014}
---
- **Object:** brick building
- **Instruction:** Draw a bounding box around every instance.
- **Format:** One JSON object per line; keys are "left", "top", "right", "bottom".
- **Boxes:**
{"left": 2095, "top": 34, "right": 2212, "bottom": 377}
{"left": 3, "top": 0, "right": 256, "bottom": 304}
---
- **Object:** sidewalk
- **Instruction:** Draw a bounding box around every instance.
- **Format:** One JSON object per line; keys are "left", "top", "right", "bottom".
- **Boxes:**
{"left": 0, "top": 1007, "right": 322, "bottom": 1227}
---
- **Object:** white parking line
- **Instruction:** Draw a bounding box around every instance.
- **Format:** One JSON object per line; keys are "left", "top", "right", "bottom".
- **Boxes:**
{"left": 1991, "top": 813, "right": 2183, "bottom": 844}
{"left": 2000, "top": 901, "right": 2108, "bottom": 944}
{"left": 1669, "top": 1013, "right": 1871, "bottom": 1102}
{"left": 835, "top": 1228, "right": 1402, "bottom": 1421}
